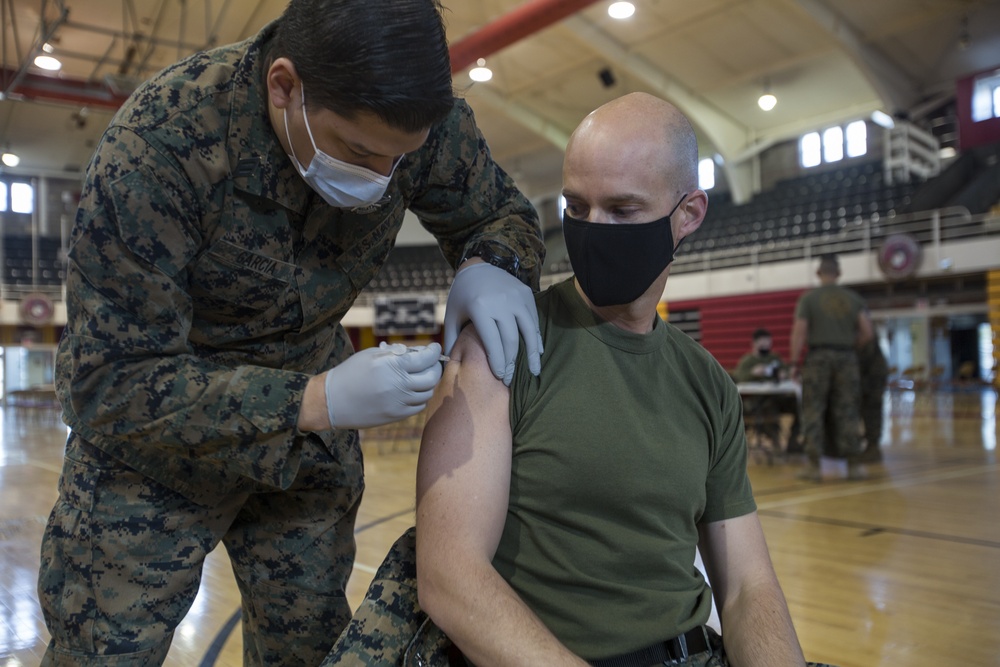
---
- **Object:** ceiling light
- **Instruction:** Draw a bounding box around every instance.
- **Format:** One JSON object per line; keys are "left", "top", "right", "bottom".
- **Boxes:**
{"left": 2, "top": 152, "right": 20, "bottom": 167}
{"left": 757, "top": 92, "right": 777, "bottom": 111}
{"left": 469, "top": 58, "right": 493, "bottom": 83}
{"left": 42, "top": 42, "right": 55, "bottom": 53}
{"left": 33, "top": 55, "right": 62, "bottom": 71}
{"left": 608, "top": 2, "right": 635, "bottom": 19}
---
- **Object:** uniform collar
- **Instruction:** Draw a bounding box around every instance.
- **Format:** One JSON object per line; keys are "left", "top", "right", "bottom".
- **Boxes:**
{"left": 227, "top": 20, "right": 312, "bottom": 216}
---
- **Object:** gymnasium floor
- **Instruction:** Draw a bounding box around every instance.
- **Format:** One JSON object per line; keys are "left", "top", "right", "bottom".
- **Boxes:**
{"left": 1, "top": 387, "right": 998, "bottom": 667}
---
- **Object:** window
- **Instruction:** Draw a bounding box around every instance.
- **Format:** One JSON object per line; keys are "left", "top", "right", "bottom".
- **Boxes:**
{"left": 800, "top": 132, "right": 821, "bottom": 168}
{"left": 823, "top": 126, "right": 844, "bottom": 163}
{"left": 698, "top": 158, "right": 715, "bottom": 190}
{"left": 0, "top": 182, "right": 6, "bottom": 212}
{"left": 11, "top": 182, "right": 33, "bottom": 213}
{"left": 800, "top": 121, "right": 868, "bottom": 167}
{"left": 971, "top": 70, "right": 1000, "bottom": 122}
{"left": 846, "top": 121, "right": 868, "bottom": 158}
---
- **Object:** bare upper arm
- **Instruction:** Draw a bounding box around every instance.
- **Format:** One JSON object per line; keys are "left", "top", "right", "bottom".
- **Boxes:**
{"left": 416, "top": 327, "right": 514, "bottom": 562}
{"left": 697, "top": 512, "right": 779, "bottom": 609}
{"left": 856, "top": 311, "right": 874, "bottom": 346}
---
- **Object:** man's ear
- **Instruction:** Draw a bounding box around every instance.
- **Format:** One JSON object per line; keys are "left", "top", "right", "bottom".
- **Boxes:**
{"left": 677, "top": 189, "right": 708, "bottom": 240}
{"left": 266, "top": 57, "right": 299, "bottom": 110}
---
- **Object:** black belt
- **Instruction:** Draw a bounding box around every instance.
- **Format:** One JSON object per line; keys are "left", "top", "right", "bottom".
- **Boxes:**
{"left": 590, "top": 626, "right": 711, "bottom": 667}
{"left": 808, "top": 344, "right": 854, "bottom": 352}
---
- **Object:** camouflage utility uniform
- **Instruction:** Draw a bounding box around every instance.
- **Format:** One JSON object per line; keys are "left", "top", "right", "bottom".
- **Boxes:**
{"left": 38, "top": 20, "right": 543, "bottom": 667}
{"left": 795, "top": 285, "right": 866, "bottom": 464}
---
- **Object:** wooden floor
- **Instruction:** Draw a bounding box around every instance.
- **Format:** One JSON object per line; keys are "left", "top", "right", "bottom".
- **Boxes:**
{"left": 1, "top": 388, "right": 998, "bottom": 667}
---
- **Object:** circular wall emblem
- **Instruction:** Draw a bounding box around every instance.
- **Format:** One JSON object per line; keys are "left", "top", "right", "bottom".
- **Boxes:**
{"left": 878, "top": 234, "right": 921, "bottom": 280}
{"left": 20, "top": 293, "right": 55, "bottom": 326}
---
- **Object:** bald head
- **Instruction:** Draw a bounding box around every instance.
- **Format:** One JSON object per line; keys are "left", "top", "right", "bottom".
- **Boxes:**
{"left": 564, "top": 92, "right": 699, "bottom": 193}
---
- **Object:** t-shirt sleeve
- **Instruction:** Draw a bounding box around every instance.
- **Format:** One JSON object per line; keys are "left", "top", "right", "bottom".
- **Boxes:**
{"left": 702, "top": 373, "right": 757, "bottom": 524}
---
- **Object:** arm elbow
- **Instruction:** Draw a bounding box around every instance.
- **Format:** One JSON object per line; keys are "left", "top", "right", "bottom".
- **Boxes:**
{"left": 416, "top": 558, "right": 449, "bottom": 620}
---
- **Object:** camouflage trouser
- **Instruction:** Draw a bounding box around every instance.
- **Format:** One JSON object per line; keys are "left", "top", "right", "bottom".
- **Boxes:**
{"left": 322, "top": 527, "right": 453, "bottom": 666}
{"left": 322, "top": 528, "right": 839, "bottom": 667}
{"left": 38, "top": 434, "right": 362, "bottom": 667}
{"left": 801, "top": 349, "right": 862, "bottom": 462}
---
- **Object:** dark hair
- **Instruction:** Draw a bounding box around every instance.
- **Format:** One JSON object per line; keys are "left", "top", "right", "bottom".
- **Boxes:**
{"left": 818, "top": 253, "right": 840, "bottom": 274}
{"left": 273, "top": 0, "right": 454, "bottom": 131}
{"left": 752, "top": 328, "right": 771, "bottom": 341}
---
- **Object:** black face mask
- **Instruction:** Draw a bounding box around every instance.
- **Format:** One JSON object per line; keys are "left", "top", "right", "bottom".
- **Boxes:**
{"left": 757, "top": 347, "right": 772, "bottom": 356}
{"left": 562, "top": 195, "right": 686, "bottom": 307}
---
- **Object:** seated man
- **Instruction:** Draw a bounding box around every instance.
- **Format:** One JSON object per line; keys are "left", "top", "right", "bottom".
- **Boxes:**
{"left": 415, "top": 93, "right": 824, "bottom": 666}
{"left": 735, "top": 328, "right": 794, "bottom": 452}
{"left": 734, "top": 328, "right": 786, "bottom": 383}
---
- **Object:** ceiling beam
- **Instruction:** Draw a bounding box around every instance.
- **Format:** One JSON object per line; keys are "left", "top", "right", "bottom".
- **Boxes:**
{"left": 0, "top": 66, "right": 128, "bottom": 110}
{"left": 793, "top": 0, "right": 920, "bottom": 114}
{"left": 449, "top": 0, "right": 605, "bottom": 74}
{"left": 466, "top": 84, "right": 571, "bottom": 151}
{"left": 562, "top": 14, "right": 750, "bottom": 156}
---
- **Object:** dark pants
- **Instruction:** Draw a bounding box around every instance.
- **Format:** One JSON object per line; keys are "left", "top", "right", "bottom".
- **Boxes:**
{"left": 859, "top": 371, "right": 889, "bottom": 450}
{"left": 39, "top": 434, "right": 362, "bottom": 666}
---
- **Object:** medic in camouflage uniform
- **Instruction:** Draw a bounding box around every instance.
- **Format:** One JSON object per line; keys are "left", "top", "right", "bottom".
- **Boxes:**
{"left": 38, "top": 1, "right": 545, "bottom": 665}
{"left": 789, "top": 254, "right": 873, "bottom": 482}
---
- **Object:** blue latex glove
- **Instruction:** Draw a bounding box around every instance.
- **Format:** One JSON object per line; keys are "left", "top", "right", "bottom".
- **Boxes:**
{"left": 324, "top": 342, "right": 444, "bottom": 429}
{"left": 443, "top": 263, "right": 542, "bottom": 386}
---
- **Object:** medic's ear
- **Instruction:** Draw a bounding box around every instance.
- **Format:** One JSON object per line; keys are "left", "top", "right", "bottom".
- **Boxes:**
{"left": 266, "top": 57, "right": 299, "bottom": 110}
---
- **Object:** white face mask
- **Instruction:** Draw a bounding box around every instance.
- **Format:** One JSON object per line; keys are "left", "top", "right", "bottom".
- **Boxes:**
{"left": 284, "top": 86, "right": 398, "bottom": 209}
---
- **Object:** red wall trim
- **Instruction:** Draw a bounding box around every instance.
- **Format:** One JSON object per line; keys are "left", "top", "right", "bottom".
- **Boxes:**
{"left": 668, "top": 288, "right": 807, "bottom": 370}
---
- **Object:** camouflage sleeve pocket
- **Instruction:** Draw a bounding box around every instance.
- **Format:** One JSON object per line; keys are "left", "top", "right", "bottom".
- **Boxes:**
{"left": 109, "top": 163, "right": 200, "bottom": 278}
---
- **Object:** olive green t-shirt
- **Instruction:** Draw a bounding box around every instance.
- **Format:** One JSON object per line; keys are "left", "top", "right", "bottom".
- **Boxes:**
{"left": 795, "top": 284, "right": 866, "bottom": 348}
{"left": 734, "top": 351, "right": 785, "bottom": 383}
{"left": 494, "top": 278, "right": 756, "bottom": 660}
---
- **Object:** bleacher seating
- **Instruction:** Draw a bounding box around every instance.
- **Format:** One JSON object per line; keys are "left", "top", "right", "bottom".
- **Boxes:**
{"left": 1, "top": 236, "right": 65, "bottom": 287}
{"left": 348, "top": 159, "right": 940, "bottom": 295}
{"left": 362, "top": 244, "right": 454, "bottom": 295}
{"left": 686, "top": 160, "right": 919, "bottom": 256}
{"left": 3, "top": 154, "right": 984, "bottom": 300}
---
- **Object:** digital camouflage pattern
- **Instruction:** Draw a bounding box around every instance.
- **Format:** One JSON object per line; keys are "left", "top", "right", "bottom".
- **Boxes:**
{"left": 40, "top": 434, "right": 360, "bottom": 666}
{"left": 54, "top": 19, "right": 543, "bottom": 507}
{"left": 322, "top": 528, "right": 455, "bottom": 667}
{"left": 795, "top": 284, "right": 867, "bottom": 464}
{"left": 324, "top": 529, "right": 840, "bottom": 667}
{"left": 800, "top": 349, "right": 862, "bottom": 461}
{"left": 40, "top": 17, "right": 544, "bottom": 666}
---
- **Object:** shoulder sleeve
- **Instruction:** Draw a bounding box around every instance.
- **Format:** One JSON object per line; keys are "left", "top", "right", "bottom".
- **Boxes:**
{"left": 57, "top": 125, "right": 306, "bottom": 489}
{"left": 405, "top": 99, "right": 545, "bottom": 289}
{"left": 702, "top": 366, "right": 757, "bottom": 523}
{"left": 794, "top": 291, "right": 809, "bottom": 318}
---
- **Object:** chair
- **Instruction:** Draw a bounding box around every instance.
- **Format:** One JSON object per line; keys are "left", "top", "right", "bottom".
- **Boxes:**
{"left": 956, "top": 361, "right": 979, "bottom": 385}
{"left": 929, "top": 365, "right": 947, "bottom": 389}
{"left": 900, "top": 365, "right": 926, "bottom": 390}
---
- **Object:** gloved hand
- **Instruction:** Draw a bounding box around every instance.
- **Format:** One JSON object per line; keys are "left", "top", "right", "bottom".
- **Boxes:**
{"left": 443, "top": 262, "right": 542, "bottom": 386}
{"left": 324, "top": 342, "right": 444, "bottom": 429}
